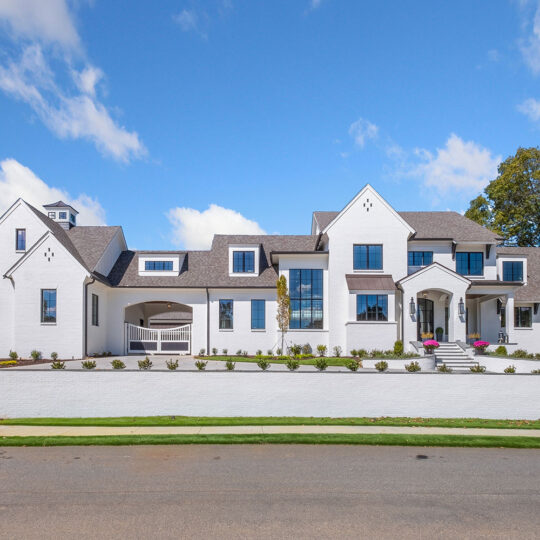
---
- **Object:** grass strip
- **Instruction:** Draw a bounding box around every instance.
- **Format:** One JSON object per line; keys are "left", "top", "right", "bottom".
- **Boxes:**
{"left": 2, "top": 416, "right": 539, "bottom": 429}
{"left": 0, "top": 433, "right": 539, "bottom": 448}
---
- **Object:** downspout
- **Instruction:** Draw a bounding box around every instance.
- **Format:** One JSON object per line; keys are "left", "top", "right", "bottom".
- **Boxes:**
{"left": 84, "top": 277, "right": 95, "bottom": 358}
{"left": 206, "top": 288, "right": 210, "bottom": 355}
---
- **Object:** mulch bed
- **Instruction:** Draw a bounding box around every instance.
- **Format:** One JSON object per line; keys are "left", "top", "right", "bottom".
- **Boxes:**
{"left": 0, "top": 358, "right": 80, "bottom": 369}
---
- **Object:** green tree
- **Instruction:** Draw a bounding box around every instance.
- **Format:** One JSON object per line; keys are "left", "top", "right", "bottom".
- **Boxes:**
{"left": 465, "top": 147, "right": 540, "bottom": 246}
{"left": 276, "top": 274, "right": 290, "bottom": 354}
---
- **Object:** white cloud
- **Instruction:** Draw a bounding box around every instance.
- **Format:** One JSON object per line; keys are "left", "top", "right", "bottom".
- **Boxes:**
{"left": 0, "top": 2, "right": 145, "bottom": 162}
{"left": 518, "top": 97, "right": 540, "bottom": 122}
{"left": 520, "top": 1, "right": 540, "bottom": 75}
{"left": 413, "top": 134, "right": 501, "bottom": 194}
{"left": 173, "top": 9, "right": 199, "bottom": 32}
{"left": 0, "top": 158, "right": 106, "bottom": 225}
{"left": 167, "top": 204, "right": 266, "bottom": 250}
{"left": 348, "top": 118, "right": 378, "bottom": 148}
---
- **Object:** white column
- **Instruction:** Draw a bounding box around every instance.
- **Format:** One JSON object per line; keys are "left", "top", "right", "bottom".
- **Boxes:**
{"left": 505, "top": 292, "right": 514, "bottom": 343}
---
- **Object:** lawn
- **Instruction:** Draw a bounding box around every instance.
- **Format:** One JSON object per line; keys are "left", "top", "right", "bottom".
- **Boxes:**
{"left": 2, "top": 416, "right": 539, "bottom": 429}
{"left": 196, "top": 355, "right": 418, "bottom": 367}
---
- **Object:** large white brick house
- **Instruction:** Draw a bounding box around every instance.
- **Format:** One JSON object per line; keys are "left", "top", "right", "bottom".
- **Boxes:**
{"left": 1, "top": 185, "right": 539, "bottom": 359}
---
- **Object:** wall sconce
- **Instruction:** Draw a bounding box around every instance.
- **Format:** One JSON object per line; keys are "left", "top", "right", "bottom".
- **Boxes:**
{"left": 458, "top": 297, "right": 465, "bottom": 315}
{"left": 409, "top": 297, "right": 416, "bottom": 316}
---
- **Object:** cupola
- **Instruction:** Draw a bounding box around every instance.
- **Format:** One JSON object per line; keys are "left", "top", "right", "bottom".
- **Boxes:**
{"left": 43, "top": 201, "right": 78, "bottom": 230}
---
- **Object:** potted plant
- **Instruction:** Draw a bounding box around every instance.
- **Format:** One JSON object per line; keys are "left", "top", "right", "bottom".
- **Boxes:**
{"left": 473, "top": 340, "right": 489, "bottom": 355}
{"left": 468, "top": 332, "right": 480, "bottom": 345}
{"left": 420, "top": 332, "right": 434, "bottom": 342}
{"left": 435, "top": 327, "right": 444, "bottom": 341}
{"left": 423, "top": 339, "right": 439, "bottom": 354}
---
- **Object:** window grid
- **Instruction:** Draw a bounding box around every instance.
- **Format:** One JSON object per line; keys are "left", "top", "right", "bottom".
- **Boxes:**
{"left": 41, "top": 289, "right": 57, "bottom": 323}
{"left": 58, "top": 211, "right": 67, "bottom": 219}
{"left": 251, "top": 299, "right": 265, "bottom": 329}
{"left": 356, "top": 294, "right": 388, "bottom": 321}
{"left": 289, "top": 269, "right": 323, "bottom": 329}
{"left": 503, "top": 261, "right": 523, "bottom": 282}
{"left": 219, "top": 299, "right": 233, "bottom": 329}
{"left": 91, "top": 294, "right": 99, "bottom": 326}
{"left": 514, "top": 307, "right": 532, "bottom": 328}
{"left": 232, "top": 251, "right": 255, "bottom": 273}
{"left": 408, "top": 251, "right": 433, "bottom": 267}
{"left": 144, "top": 260, "right": 173, "bottom": 271}
{"left": 353, "top": 245, "right": 383, "bottom": 270}
{"left": 16, "top": 229, "right": 26, "bottom": 251}
{"left": 456, "top": 252, "right": 483, "bottom": 276}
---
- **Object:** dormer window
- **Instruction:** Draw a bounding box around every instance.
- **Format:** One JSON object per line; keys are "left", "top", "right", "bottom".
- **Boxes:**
{"left": 145, "top": 260, "right": 173, "bottom": 271}
{"left": 502, "top": 261, "right": 523, "bottom": 282}
{"left": 58, "top": 211, "right": 67, "bottom": 220}
{"left": 233, "top": 251, "right": 255, "bottom": 273}
{"left": 138, "top": 255, "right": 182, "bottom": 276}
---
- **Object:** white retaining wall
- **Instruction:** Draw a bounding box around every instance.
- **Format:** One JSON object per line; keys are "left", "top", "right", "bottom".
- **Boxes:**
{"left": 1, "top": 371, "right": 539, "bottom": 419}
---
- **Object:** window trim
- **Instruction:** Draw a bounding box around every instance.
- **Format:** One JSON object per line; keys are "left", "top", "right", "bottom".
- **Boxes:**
{"left": 251, "top": 299, "right": 266, "bottom": 330}
{"left": 502, "top": 261, "right": 523, "bottom": 282}
{"left": 91, "top": 293, "right": 99, "bottom": 327}
{"left": 144, "top": 260, "right": 174, "bottom": 271}
{"left": 15, "top": 228, "right": 26, "bottom": 251}
{"left": 47, "top": 212, "right": 56, "bottom": 219}
{"left": 407, "top": 251, "right": 433, "bottom": 267}
{"left": 232, "top": 250, "right": 255, "bottom": 274}
{"left": 289, "top": 269, "right": 324, "bottom": 329}
{"left": 40, "top": 288, "right": 57, "bottom": 324}
{"left": 58, "top": 211, "right": 67, "bottom": 220}
{"left": 353, "top": 244, "right": 383, "bottom": 271}
{"left": 514, "top": 306, "right": 532, "bottom": 328}
{"left": 456, "top": 251, "right": 484, "bottom": 276}
{"left": 356, "top": 294, "right": 389, "bottom": 322}
{"left": 219, "top": 299, "right": 234, "bottom": 330}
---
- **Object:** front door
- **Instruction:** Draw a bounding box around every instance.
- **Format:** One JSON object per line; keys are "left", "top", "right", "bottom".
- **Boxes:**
{"left": 417, "top": 298, "right": 434, "bottom": 340}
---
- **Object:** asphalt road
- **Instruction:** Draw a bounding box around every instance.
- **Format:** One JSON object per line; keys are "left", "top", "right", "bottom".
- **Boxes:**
{"left": 0, "top": 445, "right": 539, "bottom": 539}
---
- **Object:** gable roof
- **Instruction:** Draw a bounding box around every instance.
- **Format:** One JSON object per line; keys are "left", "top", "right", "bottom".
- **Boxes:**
{"left": 397, "top": 261, "right": 471, "bottom": 286}
{"left": 68, "top": 226, "right": 123, "bottom": 271}
{"left": 497, "top": 246, "right": 540, "bottom": 301}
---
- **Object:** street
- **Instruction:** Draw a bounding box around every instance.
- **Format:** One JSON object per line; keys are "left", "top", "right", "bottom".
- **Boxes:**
{"left": 0, "top": 445, "right": 539, "bottom": 539}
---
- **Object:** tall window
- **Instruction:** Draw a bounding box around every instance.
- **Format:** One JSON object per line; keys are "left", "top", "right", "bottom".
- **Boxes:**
{"left": 91, "top": 294, "right": 99, "bottom": 326}
{"left": 16, "top": 229, "right": 26, "bottom": 251}
{"left": 289, "top": 269, "right": 323, "bottom": 329}
{"left": 219, "top": 299, "right": 233, "bottom": 329}
{"left": 514, "top": 307, "right": 532, "bottom": 328}
{"left": 353, "top": 245, "right": 382, "bottom": 270}
{"left": 145, "top": 261, "right": 173, "bottom": 271}
{"left": 456, "top": 252, "right": 483, "bottom": 276}
{"left": 408, "top": 251, "right": 433, "bottom": 267}
{"left": 41, "top": 289, "right": 57, "bottom": 323}
{"left": 503, "top": 261, "right": 523, "bottom": 282}
{"left": 356, "top": 294, "right": 388, "bottom": 321}
{"left": 251, "top": 299, "right": 265, "bottom": 330}
{"left": 232, "top": 251, "right": 255, "bottom": 273}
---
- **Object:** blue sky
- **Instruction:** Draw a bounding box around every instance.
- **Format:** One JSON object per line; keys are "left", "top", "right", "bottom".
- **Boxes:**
{"left": 0, "top": 0, "right": 539, "bottom": 250}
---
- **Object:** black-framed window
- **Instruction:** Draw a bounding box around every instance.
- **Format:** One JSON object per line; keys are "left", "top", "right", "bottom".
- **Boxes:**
{"left": 91, "top": 294, "right": 99, "bottom": 326}
{"left": 514, "top": 306, "right": 532, "bottom": 328}
{"left": 47, "top": 212, "right": 56, "bottom": 219}
{"left": 353, "top": 245, "right": 382, "bottom": 270}
{"left": 289, "top": 269, "right": 323, "bottom": 329}
{"left": 408, "top": 251, "right": 433, "bottom": 267}
{"left": 70, "top": 213, "right": 76, "bottom": 223}
{"left": 356, "top": 294, "right": 388, "bottom": 321}
{"left": 145, "top": 260, "right": 173, "bottom": 271}
{"left": 15, "top": 228, "right": 26, "bottom": 251}
{"left": 219, "top": 299, "right": 233, "bottom": 329}
{"left": 456, "top": 252, "right": 483, "bottom": 276}
{"left": 251, "top": 299, "right": 265, "bottom": 330}
{"left": 41, "top": 289, "right": 57, "bottom": 323}
{"left": 232, "top": 251, "right": 255, "bottom": 273}
{"left": 503, "top": 261, "right": 523, "bottom": 282}
{"left": 58, "top": 211, "right": 67, "bottom": 219}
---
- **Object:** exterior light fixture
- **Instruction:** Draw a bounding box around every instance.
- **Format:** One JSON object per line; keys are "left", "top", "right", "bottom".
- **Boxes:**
{"left": 409, "top": 297, "right": 416, "bottom": 316}
{"left": 458, "top": 297, "right": 465, "bottom": 315}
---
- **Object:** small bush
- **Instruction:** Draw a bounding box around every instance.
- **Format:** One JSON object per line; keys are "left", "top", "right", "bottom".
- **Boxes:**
{"left": 316, "top": 344, "right": 327, "bottom": 357}
{"left": 356, "top": 348, "right": 367, "bottom": 358}
{"left": 333, "top": 345, "right": 342, "bottom": 357}
{"left": 301, "top": 343, "right": 312, "bottom": 355}
{"left": 346, "top": 359, "right": 361, "bottom": 371}
{"left": 437, "top": 363, "right": 452, "bottom": 373}
{"left": 495, "top": 345, "right": 508, "bottom": 356}
{"left": 222, "top": 348, "right": 228, "bottom": 355}
{"left": 314, "top": 358, "right": 328, "bottom": 371}
{"left": 286, "top": 358, "right": 300, "bottom": 371}
{"left": 138, "top": 357, "right": 153, "bottom": 370}
{"left": 511, "top": 349, "right": 529, "bottom": 359}
{"left": 276, "top": 348, "right": 282, "bottom": 356}
{"left": 166, "top": 359, "right": 179, "bottom": 370}
{"left": 195, "top": 360, "right": 207, "bottom": 371}
{"left": 504, "top": 364, "right": 516, "bottom": 374}
{"left": 535, "top": 353, "right": 540, "bottom": 360}
{"left": 393, "top": 340, "right": 404, "bottom": 356}
{"left": 51, "top": 352, "right": 58, "bottom": 361}
{"left": 350, "top": 349, "right": 358, "bottom": 358}
{"left": 211, "top": 348, "right": 217, "bottom": 356}
{"left": 51, "top": 361, "right": 65, "bottom": 370}
{"left": 374, "top": 360, "right": 388, "bottom": 372}
{"left": 289, "top": 344, "right": 302, "bottom": 356}
{"left": 199, "top": 348, "right": 206, "bottom": 356}
{"left": 111, "top": 359, "right": 126, "bottom": 369}
{"left": 8, "top": 351, "right": 18, "bottom": 360}
{"left": 242, "top": 350, "right": 248, "bottom": 357}
{"left": 531, "top": 369, "right": 540, "bottom": 374}
{"left": 236, "top": 349, "right": 242, "bottom": 355}
{"left": 225, "top": 359, "right": 236, "bottom": 371}
{"left": 370, "top": 349, "right": 385, "bottom": 359}
{"left": 30, "top": 350, "right": 41, "bottom": 361}
{"left": 81, "top": 360, "right": 96, "bottom": 370}
{"left": 0, "top": 360, "right": 17, "bottom": 366}
{"left": 256, "top": 349, "right": 263, "bottom": 356}
{"left": 405, "top": 360, "right": 421, "bottom": 372}
{"left": 267, "top": 349, "right": 273, "bottom": 356}
{"left": 257, "top": 359, "right": 271, "bottom": 371}
{"left": 470, "top": 364, "right": 486, "bottom": 373}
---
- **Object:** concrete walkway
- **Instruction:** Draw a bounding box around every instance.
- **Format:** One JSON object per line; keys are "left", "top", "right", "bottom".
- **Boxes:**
{"left": 1, "top": 424, "right": 539, "bottom": 437}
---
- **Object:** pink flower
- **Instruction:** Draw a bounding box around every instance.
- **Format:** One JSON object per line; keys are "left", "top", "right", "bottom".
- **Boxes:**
{"left": 473, "top": 340, "right": 490, "bottom": 348}
{"left": 423, "top": 340, "right": 440, "bottom": 348}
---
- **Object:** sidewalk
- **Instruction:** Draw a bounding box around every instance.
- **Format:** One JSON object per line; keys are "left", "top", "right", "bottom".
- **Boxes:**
{"left": 1, "top": 425, "right": 539, "bottom": 437}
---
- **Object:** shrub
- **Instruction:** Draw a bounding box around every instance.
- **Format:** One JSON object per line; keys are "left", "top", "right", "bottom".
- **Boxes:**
{"left": 511, "top": 349, "right": 529, "bottom": 359}
{"left": 314, "top": 358, "right": 328, "bottom": 371}
{"left": 225, "top": 359, "right": 236, "bottom": 371}
{"left": 257, "top": 359, "right": 271, "bottom": 371}
{"left": 504, "top": 365, "right": 516, "bottom": 374}
{"left": 166, "top": 359, "right": 179, "bottom": 370}
{"left": 81, "top": 360, "right": 96, "bottom": 370}
{"left": 301, "top": 343, "right": 312, "bottom": 355}
{"left": 375, "top": 360, "right": 388, "bottom": 372}
{"left": 470, "top": 364, "right": 486, "bottom": 373}
{"left": 437, "top": 363, "right": 452, "bottom": 373}
{"left": 276, "top": 348, "right": 282, "bottom": 356}
{"left": 195, "top": 360, "right": 207, "bottom": 371}
{"left": 222, "top": 348, "right": 228, "bottom": 355}
{"left": 393, "top": 340, "right": 404, "bottom": 356}
{"left": 0, "top": 360, "right": 17, "bottom": 366}
{"left": 333, "top": 345, "right": 342, "bottom": 357}
{"left": 495, "top": 345, "right": 508, "bottom": 356}
{"left": 8, "top": 351, "right": 18, "bottom": 360}
{"left": 370, "top": 349, "right": 385, "bottom": 358}
{"left": 356, "top": 348, "right": 367, "bottom": 358}
{"left": 405, "top": 360, "right": 421, "bottom": 372}
{"left": 267, "top": 349, "right": 273, "bottom": 356}
{"left": 286, "top": 358, "right": 300, "bottom": 371}
{"left": 350, "top": 349, "right": 358, "bottom": 358}
{"left": 423, "top": 340, "right": 439, "bottom": 354}
{"left": 289, "top": 344, "right": 302, "bottom": 356}
{"left": 138, "top": 357, "right": 153, "bottom": 370}
{"left": 51, "top": 361, "right": 65, "bottom": 369}
{"left": 50, "top": 352, "right": 58, "bottom": 361}
{"left": 211, "top": 348, "right": 217, "bottom": 356}
{"left": 535, "top": 353, "right": 540, "bottom": 360}
{"left": 531, "top": 369, "right": 540, "bottom": 374}
{"left": 111, "top": 359, "right": 126, "bottom": 369}
{"left": 346, "top": 359, "right": 361, "bottom": 371}
{"left": 316, "top": 344, "right": 327, "bottom": 357}
{"left": 242, "top": 350, "right": 248, "bottom": 357}
{"left": 256, "top": 349, "right": 263, "bottom": 356}
{"left": 30, "top": 350, "right": 41, "bottom": 361}
{"left": 199, "top": 348, "right": 206, "bottom": 356}
{"left": 236, "top": 349, "right": 243, "bottom": 355}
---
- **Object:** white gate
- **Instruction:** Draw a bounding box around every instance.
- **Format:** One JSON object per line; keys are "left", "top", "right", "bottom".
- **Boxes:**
{"left": 125, "top": 323, "right": 191, "bottom": 354}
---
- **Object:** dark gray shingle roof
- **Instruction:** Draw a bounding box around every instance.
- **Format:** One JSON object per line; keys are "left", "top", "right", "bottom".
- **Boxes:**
{"left": 68, "top": 226, "right": 122, "bottom": 271}
{"left": 497, "top": 247, "right": 540, "bottom": 301}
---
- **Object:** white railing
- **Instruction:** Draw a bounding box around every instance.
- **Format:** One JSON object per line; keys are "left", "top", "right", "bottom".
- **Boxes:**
{"left": 125, "top": 323, "right": 191, "bottom": 354}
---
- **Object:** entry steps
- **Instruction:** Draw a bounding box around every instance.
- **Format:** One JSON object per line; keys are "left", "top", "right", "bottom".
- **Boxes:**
{"left": 434, "top": 342, "right": 479, "bottom": 372}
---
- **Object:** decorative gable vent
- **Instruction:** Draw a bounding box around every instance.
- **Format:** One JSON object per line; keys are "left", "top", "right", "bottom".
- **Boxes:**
{"left": 362, "top": 197, "right": 373, "bottom": 212}
{"left": 43, "top": 246, "right": 55, "bottom": 262}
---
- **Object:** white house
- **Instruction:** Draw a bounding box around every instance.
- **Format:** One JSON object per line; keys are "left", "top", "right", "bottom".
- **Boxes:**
{"left": 1, "top": 185, "right": 539, "bottom": 359}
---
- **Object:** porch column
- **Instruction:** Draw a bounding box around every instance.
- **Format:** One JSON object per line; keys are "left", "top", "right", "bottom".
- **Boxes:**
{"left": 450, "top": 293, "right": 466, "bottom": 343}
{"left": 401, "top": 286, "right": 418, "bottom": 352}
{"left": 505, "top": 292, "right": 515, "bottom": 343}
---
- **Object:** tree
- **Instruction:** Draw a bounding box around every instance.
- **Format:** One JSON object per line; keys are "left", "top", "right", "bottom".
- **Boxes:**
{"left": 276, "top": 274, "right": 290, "bottom": 354}
{"left": 465, "top": 147, "right": 540, "bottom": 246}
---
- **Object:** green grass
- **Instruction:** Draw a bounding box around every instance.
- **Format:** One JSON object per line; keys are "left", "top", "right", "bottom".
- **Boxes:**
{"left": 0, "top": 433, "right": 539, "bottom": 448}
{"left": 2, "top": 416, "right": 539, "bottom": 429}
{"left": 200, "top": 355, "right": 418, "bottom": 367}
